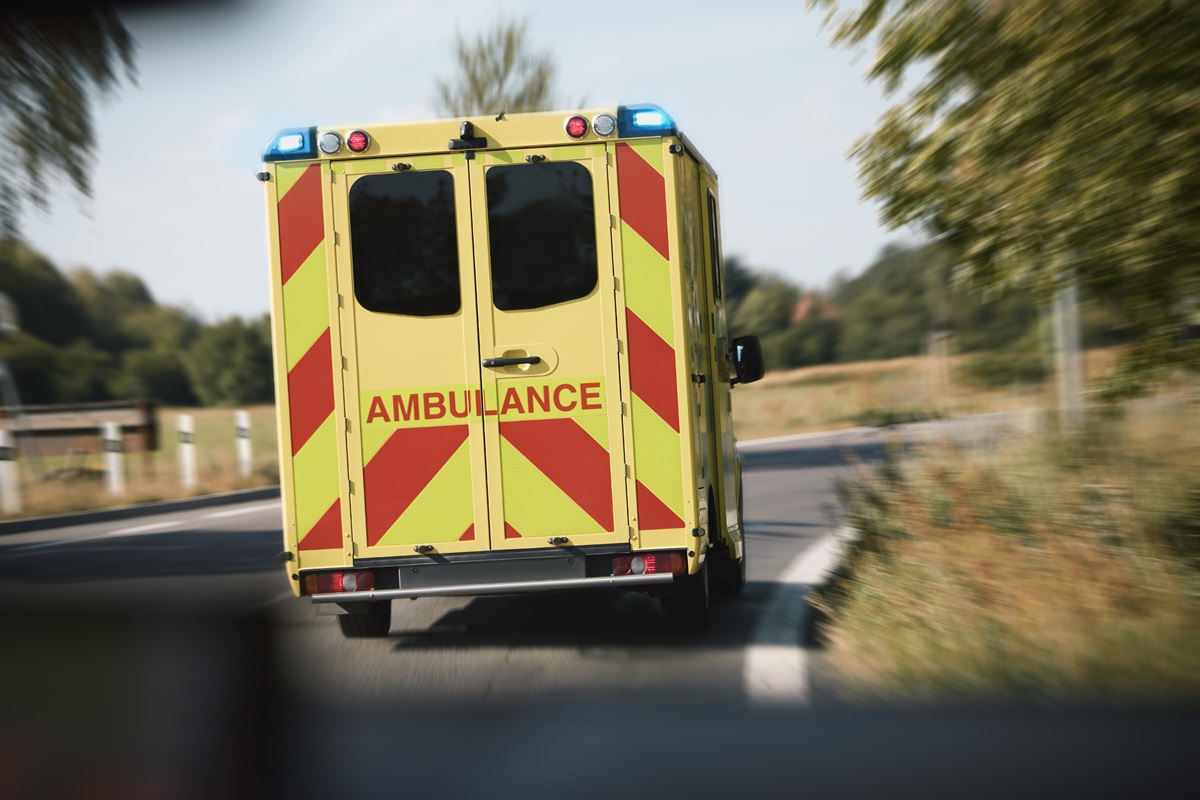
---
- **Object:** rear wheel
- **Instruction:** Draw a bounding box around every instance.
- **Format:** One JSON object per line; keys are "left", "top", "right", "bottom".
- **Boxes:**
{"left": 708, "top": 490, "right": 747, "bottom": 594}
{"left": 661, "top": 562, "right": 710, "bottom": 632}
{"left": 337, "top": 601, "right": 392, "bottom": 638}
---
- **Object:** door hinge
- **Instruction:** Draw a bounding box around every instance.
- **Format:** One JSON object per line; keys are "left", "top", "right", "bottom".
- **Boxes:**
{"left": 348, "top": 479, "right": 355, "bottom": 494}
{"left": 330, "top": 170, "right": 335, "bottom": 183}
{"left": 333, "top": 231, "right": 339, "bottom": 246}
{"left": 620, "top": 401, "right": 627, "bottom": 416}
{"left": 624, "top": 464, "right": 631, "bottom": 478}
{"left": 606, "top": 151, "right": 612, "bottom": 167}
{"left": 610, "top": 213, "right": 616, "bottom": 229}
{"left": 341, "top": 356, "right": 348, "bottom": 370}
{"left": 344, "top": 417, "right": 351, "bottom": 432}
{"left": 337, "top": 293, "right": 344, "bottom": 308}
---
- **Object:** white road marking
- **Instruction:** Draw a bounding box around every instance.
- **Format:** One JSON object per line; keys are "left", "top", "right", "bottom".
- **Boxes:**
{"left": 744, "top": 528, "right": 847, "bottom": 707}
{"left": 106, "top": 520, "right": 182, "bottom": 536}
{"left": 738, "top": 427, "right": 875, "bottom": 449}
{"left": 198, "top": 501, "right": 281, "bottom": 520}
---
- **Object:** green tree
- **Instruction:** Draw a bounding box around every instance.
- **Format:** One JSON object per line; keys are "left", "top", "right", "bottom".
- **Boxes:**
{"left": 810, "top": 0, "right": 1200, "bottom": 395}
{"left": 0, "top": 8, "right": 135, "bottom": 236}
{"left": 0, "top": 242, "right": 91, "bottom": 346}
{"left": 186, "top": 315, "right": 273, "bottom": 407}
{"left": 433, "top": 18, "right": 560, "bottom": 116}
{"left": 116, "top": 348, "right": 198, "bottom": 406}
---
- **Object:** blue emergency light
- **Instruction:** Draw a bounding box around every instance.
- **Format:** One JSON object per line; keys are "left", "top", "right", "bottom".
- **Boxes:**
{"left": 616, "top": 104, "right": 677, "bottom": 138}
{"left": 263, "top": 126, "right": 318, "bottom": 162}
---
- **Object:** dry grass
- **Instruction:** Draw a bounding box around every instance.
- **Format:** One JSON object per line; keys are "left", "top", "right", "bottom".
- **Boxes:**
{"left": 812, "top": 397, "right": 1200, "bottom": 703}
{"left": 2, "top": 405, "right": 280, "bottom": 520}
{"left": 732, "top": 349, "right": 1121, "bottom": 440}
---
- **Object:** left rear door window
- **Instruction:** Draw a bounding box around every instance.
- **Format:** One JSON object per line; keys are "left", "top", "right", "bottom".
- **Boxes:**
{"left": 348, "top": 170, "right": 461, "bottom": 316}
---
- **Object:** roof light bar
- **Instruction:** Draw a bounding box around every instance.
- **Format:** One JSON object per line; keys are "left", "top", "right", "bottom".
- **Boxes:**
{"left": 616, "top": 104, "right": 676, "bottom": 138}
{"left": 263, "top": 126, "right": 317, "bottom": 162}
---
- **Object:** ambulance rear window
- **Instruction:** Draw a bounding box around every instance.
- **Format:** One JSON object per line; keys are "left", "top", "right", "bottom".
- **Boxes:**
{"left": 485, "top": 162, "right": 598, "bottom": 311}
{"left": 348, "top": 171, "right": 461, "bottom": 317}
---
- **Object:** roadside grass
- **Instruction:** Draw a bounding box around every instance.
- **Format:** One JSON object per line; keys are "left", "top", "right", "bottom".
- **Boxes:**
{"left": 811, "top": 395, "right": 1200, "bottom": 703}
{"left": 2, "top": 405, "right": 279, "bottom": 520}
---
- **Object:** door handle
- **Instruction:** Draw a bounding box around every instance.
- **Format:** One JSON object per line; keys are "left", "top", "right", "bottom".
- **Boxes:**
{"left": 482, "top": 356, "right": 542, "bottom": 368}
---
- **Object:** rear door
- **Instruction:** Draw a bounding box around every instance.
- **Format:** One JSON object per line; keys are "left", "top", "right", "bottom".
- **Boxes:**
{"left": 333, "top": 145, "right": 629, "bottom": 558}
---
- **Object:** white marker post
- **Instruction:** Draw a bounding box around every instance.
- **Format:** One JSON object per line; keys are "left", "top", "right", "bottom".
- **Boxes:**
{"left": 0, "top": 429, "right": 20, "bottom": 514}
{"left": 235, "top": 410, "right": 252, "bottom": 478}
{"left": 103, "top": 421, "right": 125, "bottom": 496}
{"left": 178, "top": 414, "right": 197, "bottom": 490}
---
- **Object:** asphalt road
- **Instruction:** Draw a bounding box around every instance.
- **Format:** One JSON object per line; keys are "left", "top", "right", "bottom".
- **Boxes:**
{"left": 0, "top": 417, "right": 1191, "bottom": 798}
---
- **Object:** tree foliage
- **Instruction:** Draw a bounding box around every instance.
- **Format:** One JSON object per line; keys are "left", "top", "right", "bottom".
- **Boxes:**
{"left": 0, "top": 8, "right": 136, "bottom": 237}
{"left": 810, "top": 0, "right": 1200, "bottom": 394}
{"left": 0, "top": 242, "right": 267, "bottom": 408}
{"left": 433, "top": 18, "right": 559, "bottom": 117}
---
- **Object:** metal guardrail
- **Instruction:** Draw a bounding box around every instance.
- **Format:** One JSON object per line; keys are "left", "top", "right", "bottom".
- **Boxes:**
{"left": 0, "top": 400, "right": 158, "bottom": 457}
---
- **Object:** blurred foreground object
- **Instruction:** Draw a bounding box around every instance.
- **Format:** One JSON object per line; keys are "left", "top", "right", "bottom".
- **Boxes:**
{"left": 0, "top": 7, "right": 135, "bottom": 237}
{"left": 809, "top": 0, "right": 1200, "bottom": 398}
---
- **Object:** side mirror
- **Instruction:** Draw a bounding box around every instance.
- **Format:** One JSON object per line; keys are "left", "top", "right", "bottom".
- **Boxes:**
{"left": 730, "top": 335, "right": 764, "bottom": 386}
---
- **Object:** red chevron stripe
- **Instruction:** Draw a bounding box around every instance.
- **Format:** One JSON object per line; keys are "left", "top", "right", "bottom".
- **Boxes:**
{"left": 500, "top": 418, "right": 615, "bottom": 532}
{"left": 636, "top": 481, "right": 684, "bottom": 530}
{"left": 278, "top": 163, "right": 325, "bottom": 284}
{"left": 625, "top": 309, "right": 680, "bottom": 433}
{"left": 504, "top": 522, "right": 522, "bottom": 539}
{"left": 460, "top": 524, "right": 475, "bottom": 542}
{"left": 616, "top": 142, "right": 669, "bottom": 260}
{"left": 298, "top": 499, "right": 342, "bottom": 550}
{"left": 363, "top": 425, "right": 469, "bottom": 546}
{"left": 287, "top": 328, "right": 335, "bottom": 456}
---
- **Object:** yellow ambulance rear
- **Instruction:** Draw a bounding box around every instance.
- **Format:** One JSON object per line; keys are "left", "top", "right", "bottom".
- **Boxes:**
{"left": 260, "top": 105, "right": 764, "bottom": 636}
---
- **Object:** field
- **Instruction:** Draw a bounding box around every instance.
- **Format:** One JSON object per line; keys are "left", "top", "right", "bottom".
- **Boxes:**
{"left": 0, "top": 347, "right": 1148, "bottom": 520}
{"left": 731, "top": 349, "right": 1119, "bottom": 440}
{"left": 1, "top": 405, "right": 280, "bottom": 520}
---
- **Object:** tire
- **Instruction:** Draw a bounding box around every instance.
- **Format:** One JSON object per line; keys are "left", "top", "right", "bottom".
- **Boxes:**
{"left": 661, "top": 562, "right": 710, "bottom": 632}
{"left": 709, "top": 491, "right": 748, "bottom": 595}
{"left": 337, "top": 600, "right": 392, "bottom": 638}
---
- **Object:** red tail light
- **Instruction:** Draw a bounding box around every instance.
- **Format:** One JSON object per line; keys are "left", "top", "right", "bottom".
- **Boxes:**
{"left": 304, "top": 570, "right": 375, "bottom": 594}
{"left": 613, "top": 551, "right": 685, "bottom": 576}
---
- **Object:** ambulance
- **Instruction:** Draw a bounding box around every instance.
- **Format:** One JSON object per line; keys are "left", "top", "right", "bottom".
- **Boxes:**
{"left": 260, "top": 104, "right": 764, "bottom": 636}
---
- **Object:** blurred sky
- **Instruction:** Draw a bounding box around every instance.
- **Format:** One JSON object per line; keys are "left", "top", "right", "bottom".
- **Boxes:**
{"left": 19, "top": 0, "right": 909, "bottom": 320}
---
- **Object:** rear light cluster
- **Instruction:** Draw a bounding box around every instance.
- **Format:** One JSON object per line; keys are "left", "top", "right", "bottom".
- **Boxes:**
{"left": 613, "top": 551, "right": 685, "bottom": 576}
{"left": 304, "top": 570, "right": 375, "bottom": 595}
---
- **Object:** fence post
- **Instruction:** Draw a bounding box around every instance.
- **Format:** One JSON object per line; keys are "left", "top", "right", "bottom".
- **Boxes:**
{"left": 235, "top": 410, "right": 252, "bottom": 478}
{"left": 178, "top": 414, "right": 197, "bottom": 490}
{"left": 103, "top": 421, "right": 125, "bottom": 496}
{"left": 0, "top": 429, "right": 19, "bottom": 514}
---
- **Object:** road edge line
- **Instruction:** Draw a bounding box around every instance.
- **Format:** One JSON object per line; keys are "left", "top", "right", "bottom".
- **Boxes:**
{"left": 0, "top": 485, "right": 281, "bottom": 536}
{"left": 744, "top": 526, "right": 849, "bottom": 707}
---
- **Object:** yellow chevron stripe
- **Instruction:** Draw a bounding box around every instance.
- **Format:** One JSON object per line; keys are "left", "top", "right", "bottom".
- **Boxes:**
{"left": 376, "top": 440, "right": 474, "bottom": 546}
{"left": 275, "top": 161, "right": 313, "bottom": 199}
{"left": 292, "top": 417, "right": 340, "bottom": 539}
{"left": 631, "top": 396, "right": 685, "bottom": 518}
{"left": 621, "top": 232, "right": 674, "bottom": 346}
{"left": 625, "top": 138, "right": 664, "bottom": 175}
{"left": 574, "top": 414, "right": 608, "bottom": 450}
{"left": 282, "top": 243, "right": 330, "bottom": 371}
{"left": 500, "top": 439, "right": 602, "bottom": 538}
